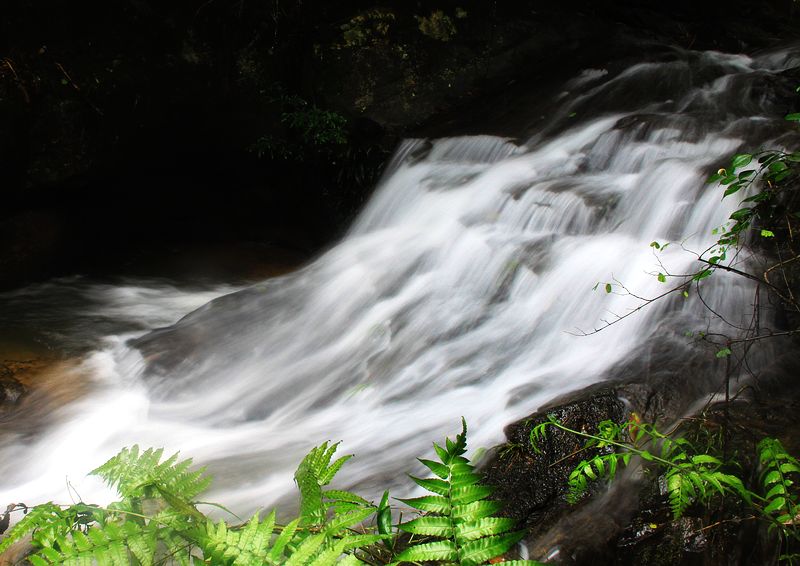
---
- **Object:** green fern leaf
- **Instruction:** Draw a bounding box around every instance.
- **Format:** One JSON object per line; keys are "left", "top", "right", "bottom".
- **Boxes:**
{"left": 319, "top": 455, "right": 354, "bottom": 486}
{"left": 0, "top": 503, "right": 62, "bottom": 554}
{"left": 285, "top": 532, "right": 326, "bottom": 566}
{"left": 454, "top": 517, "right": 516, "bottom": 541}
{"left": 324, "top": 490, "right": 370, "bottom": 506}
{"left": 451, "top": 500, "right": 503, "bottom": 521}
{"left": 323, "top": 507, "right": 375, "bottom": 535}
{"left": 393, "top": 540, "right": 458, "bottom": 562}
{"left": 409, "top": 475, "right": 451, "bottom": 495}
{"left": 309, "top": 538, "right": 348, "bottom": 566}
{"left": 398, "top": 516, "right": 453, "bottom": 537}
{"left": 399, "top": 495, "right": 451, "bottom": 514}
{"left": 269, "top": 517, "right": 300, "bottom": 562}
{"left": 336, "top": 534, "right": 387, "bottom": 551}
{"left": 452, "top": 485, "right": 495, "bottom": 505}
{"left": 459, "top": 531, "right": 526, "bottom": 566}
{"left": 418, "top": 458, "right": 450, "bottom": 479}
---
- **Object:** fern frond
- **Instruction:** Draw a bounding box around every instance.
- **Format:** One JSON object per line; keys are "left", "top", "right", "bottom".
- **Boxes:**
{"left": 0, "top": 503, "right": 62, "bottom": 555}
{"left": 396, "top": 419, "right": 529, "bottom": 565}
{"left": 295, "top": 442, "right": 360, "bottom": 527}
{"left": 91, "top": 445, "right": 211, "bottom": 503}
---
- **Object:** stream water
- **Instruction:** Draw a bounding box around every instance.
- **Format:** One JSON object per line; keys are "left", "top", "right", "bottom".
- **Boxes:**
{"left": 1, "top": 44, "right": 798, "bottom": 520}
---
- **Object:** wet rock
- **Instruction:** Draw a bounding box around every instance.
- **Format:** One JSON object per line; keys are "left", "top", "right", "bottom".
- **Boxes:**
{"left": 482, "top": 389, "right": 626, "bottom": 530}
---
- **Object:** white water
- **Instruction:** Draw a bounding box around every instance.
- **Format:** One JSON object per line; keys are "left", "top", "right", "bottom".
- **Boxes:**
{"left": 1, "top": 46, "right": 798, "bottom": 518}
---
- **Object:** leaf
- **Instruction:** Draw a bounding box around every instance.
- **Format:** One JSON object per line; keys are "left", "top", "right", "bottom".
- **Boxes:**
{"left": 398, "top": 495, "right": 451, "bottom": 514}
{"left": 451, "top": 485, "right": 495, "bottom": 505}
{"left": 693, "top": 269, "right": 712, "bottom": 282}
{"left": 409, "top": 476, "right": 450, "bottom": 496}
{"left": 763, "top": 470, "right": 782, "bottom": 486}
{"left": 605, "top": 283, "right": 612, "bottom": 293}
{"left": 764, "top": 497, "right": 788, "bottom": 515}
{"left": 657, "top": 273, "right": 666, "bottom": 283}
{"left": 650, "top": 241, "right": 661, "bottom": 249}
{"left": 455, "top": 517, "right": 516, "bottom": 542}
{"left": 451, "top": 500, "right": 504, "bottom": 521}
{"left": 766, "top": 483, "right": 787, "bottom": 500}
{"left": 731, "top": 153, "right": 753, "bottom": 169}
{"left": 393, "top": 540, "right": 457, "bottom": 563}
{"left": 715, "top": 348, "right": 731, "bottom": 358}
{"left": 723, "top": 183, "right": 743, "bottom": 197}
{"left": 458, "top": 531, "right": 526, "bottom": 566}
{"left": 418, "top": 458, "right": 449, "bottom": 480}
{"left": 761, "top": 229, "right": 775, "bottom": 238}
{"left": 785, "top": 112, "right": 800, "bottom": 122}
{"left": 399, "top": 516, "right": 453, "bottom": 537}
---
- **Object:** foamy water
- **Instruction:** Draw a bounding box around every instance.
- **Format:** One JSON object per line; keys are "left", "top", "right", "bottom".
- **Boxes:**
{"left": 1, "top": 45, "right": 798, "bottom": 519}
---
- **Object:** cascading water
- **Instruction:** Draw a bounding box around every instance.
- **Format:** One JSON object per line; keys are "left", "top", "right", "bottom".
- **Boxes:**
{"left": 1, "top": 45, "right": 798, "bottom": 521}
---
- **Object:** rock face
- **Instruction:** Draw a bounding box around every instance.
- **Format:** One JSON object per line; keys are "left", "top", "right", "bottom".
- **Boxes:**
{"left": 481, "top": 342, "right": 800, "bottom": 564}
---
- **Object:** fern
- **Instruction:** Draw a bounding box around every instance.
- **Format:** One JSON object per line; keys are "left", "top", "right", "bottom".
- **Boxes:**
{"left": 92, "top": 445, "right": 210, "bottom": 505}
{"left": 532, "top": 415, "right": 751, "bottom": 519}
{"left": 394, "top": 418, "right": 542, "bottom": 565}
{"left": 758, "top": 438, "right": 800, "bottom": 529}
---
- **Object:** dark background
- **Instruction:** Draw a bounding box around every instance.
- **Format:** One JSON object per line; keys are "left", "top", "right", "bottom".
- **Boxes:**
{"left": 1, "top": 0, "right": 796, "bottom": 288}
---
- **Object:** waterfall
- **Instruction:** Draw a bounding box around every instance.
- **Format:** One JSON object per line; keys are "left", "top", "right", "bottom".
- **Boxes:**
{"left": 1, "top": 45, "right": 798, "bottom": 518}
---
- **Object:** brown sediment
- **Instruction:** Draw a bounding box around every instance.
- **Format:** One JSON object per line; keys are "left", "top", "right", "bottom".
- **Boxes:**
{"left": 0, "top": 358, "right": 91, "bottom": 436}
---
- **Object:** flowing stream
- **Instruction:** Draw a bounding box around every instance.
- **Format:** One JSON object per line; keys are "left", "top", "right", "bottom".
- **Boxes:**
{"left": 1, "top": 44, "right": 799, "bottom": 519}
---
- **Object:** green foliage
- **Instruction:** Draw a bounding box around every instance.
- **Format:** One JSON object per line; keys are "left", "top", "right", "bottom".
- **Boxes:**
{"left": 758, "top": 438, "right": 800, "bottom": 529}
{"left": 0, "top": 422, "right": 536, "bottom": 566}
{"left": 705, "top": 146, "right": 798, "bottom": 261}
{"left": 532, "top": 416, "right": 800, "bottom": 562}
{"left": 416, "top": 11, "right": 457, "bottom": 42}
{"left": 394, "top": 419, "right": 542, "bottom": 565}
{"left": 532, "top": 416, "right": 750, "bottom": 518}
{"left": 251, "top": 89, "right": 348, "bottom": 160}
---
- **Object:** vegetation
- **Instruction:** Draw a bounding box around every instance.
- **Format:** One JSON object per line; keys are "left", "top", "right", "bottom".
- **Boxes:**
{"left": 251, "top": 90, "right": 348, "bottom": 161}
{"left": 0, "top": 421, "right": 542, "bottom": 565}
{"left": 531, "top": 416, "right": 800, "bottom": 563}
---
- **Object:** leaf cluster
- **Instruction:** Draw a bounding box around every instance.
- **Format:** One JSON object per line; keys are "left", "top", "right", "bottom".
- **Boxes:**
{"left": 392, "top": 419, "right": 541, "bottom": 565}
{"left": 532, "top": 416, "right": 749, "bottom": 518}
{"left": 0, "top": 421, "right": 539, "bottom": 566}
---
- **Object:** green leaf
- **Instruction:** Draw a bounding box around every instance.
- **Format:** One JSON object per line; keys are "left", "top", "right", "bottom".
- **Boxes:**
{"left": 409, "top": 475, "right": 450, "bottom": 496}
{"left": 399, "top": 495, "right": 451, "bottom": 514}
{"left": 605, "top": 283, "right": 612, "bottom": 293}
{"left": 693, "top": 269, "right": 712, "bottom": 282}
{"left": 393, "top": 540, "right": 457, "bottom": 563}
{"left": 418, "top": 458, "right": 450, "bottom": 480}
{"left": 723, "top": 183, "right": 742, "bottom": 197}
{"left": 399, "top": 516, "right": 454, "bottom": 537}
{"left": 285, "top": 532, "right": 325, "bottom": 566}
{"left": 785, "top": 112, "right": 800, "bottom": 122}
{"left": 766, "top": 483, "right": 787, "bottom": 500}
{"left": 657, "top": 273, "right": 666, "bottom": 283}
{"left": 764, "top": 497, "right": 787, "bottom": 515}
{"left": 764, "top": 470, "right": 782, "bottom": 486}
{"left": 731, "top": 153, "right": 753, "bottom": 169}
{"left": 451, "top": 484, "right": 495, "bottom": 505}
{"left": 455, "top": 517, "right": 516, "bottom": 541}
{"left": 715, "top": 345, "right": 736, "bottom": 360}
{"left": 650, "top": 241, "right": 661, "bottom": 249}
{"left": 451, "top": 500, "right": 504, "bottom": 521}
{"left": 458, "top": 531, "right": 526, "bottom": 566}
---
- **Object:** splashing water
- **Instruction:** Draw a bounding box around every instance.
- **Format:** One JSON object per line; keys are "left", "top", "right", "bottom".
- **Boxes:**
{"left": 1, "top": 45, "right": 798, "bottom": 516}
